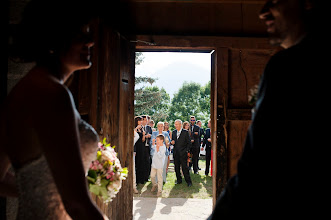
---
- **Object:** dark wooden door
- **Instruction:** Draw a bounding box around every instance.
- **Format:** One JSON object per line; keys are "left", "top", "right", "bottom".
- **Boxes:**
{"left": 96, "top": 23, "right": 135, "bottom": 220}
{"left": 210, "top": 48, "right": 229, "bottom": 206}
{"left": 69, "top": 20, "right": 135, "bottom": 219}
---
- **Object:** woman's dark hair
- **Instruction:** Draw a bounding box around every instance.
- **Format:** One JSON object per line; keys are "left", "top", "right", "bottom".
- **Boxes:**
{"left": 10, "top": 0, "right": 97, "bottom": 63}
{"left": 134, "top": 116, "right": 142, "bottom": 128}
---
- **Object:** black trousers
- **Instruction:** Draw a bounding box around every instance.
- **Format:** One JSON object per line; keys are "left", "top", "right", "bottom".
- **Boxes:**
{"left": 191, "top": 146, "right": 200, "bottom": 173}
{"left": 144, "top": 145, "right": 151, "bottom": 181}
{"left": 205, "top": 147, "right": 211, "bottom": 175}
{"left": 174, "top": 151, "right": 192, "bottom": 184}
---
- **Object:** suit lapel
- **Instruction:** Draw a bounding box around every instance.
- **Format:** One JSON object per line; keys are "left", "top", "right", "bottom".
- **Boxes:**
{"left": 178, "top": 130, "right": 183, "bottom": 140}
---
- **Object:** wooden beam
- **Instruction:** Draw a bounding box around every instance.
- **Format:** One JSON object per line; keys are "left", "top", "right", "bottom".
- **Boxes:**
{"left": 135, "top": 35, "right": 273, "bottom": 50}
{"left": 127, "top": 0, "right": 265, "bottom": 4}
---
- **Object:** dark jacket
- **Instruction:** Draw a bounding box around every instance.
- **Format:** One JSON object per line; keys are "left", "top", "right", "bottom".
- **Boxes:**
{"left": 203, "top": 128, "right": 211, "bottom": 149}
{"left": 171, "top": 129, "right": 191, "bottom": 156}
{"left": 199, "top": 127, "right": 205, "bottom": 145}
{"left": 208, "top": 34, "right": 329, "bottom": 218}
{"left": 190, "top": 124, "right": 200, "bottom": 147}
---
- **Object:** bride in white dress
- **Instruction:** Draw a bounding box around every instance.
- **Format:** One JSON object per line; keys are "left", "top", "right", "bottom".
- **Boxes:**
{"left": 12, "top": 119, "right": 101, "bottom": 220}
{"left": 0, "top": 0, "right": 107, "bottom": 219}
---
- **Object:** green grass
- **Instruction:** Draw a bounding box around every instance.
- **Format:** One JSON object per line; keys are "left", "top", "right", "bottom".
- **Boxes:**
{"left": 134, "top": 159, "right": 212, "bottom": 199}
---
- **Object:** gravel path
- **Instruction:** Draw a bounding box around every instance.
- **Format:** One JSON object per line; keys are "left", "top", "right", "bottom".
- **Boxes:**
{"left": 133, "top": 197, "right": 212, "bottom": 220}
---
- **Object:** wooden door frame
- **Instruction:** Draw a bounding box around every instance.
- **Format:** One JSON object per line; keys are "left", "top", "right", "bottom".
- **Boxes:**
{"left": 135, "top": 34, "right": 273, "bottom": 206}
{"left": 135, "top": 35, "right": 227, "bottom": 206}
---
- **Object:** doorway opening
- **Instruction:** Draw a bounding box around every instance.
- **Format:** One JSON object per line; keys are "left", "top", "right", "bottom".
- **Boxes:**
{"left": 133, "top": 51, "right": 213, "bottom": 219}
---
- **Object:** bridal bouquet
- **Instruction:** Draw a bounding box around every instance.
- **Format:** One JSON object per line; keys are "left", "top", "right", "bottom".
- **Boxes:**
{"left": 87, "top": 138, "right": 128, "bottom": 204}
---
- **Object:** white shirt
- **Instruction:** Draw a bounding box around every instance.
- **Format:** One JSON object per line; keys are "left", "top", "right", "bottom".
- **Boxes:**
{"left": 151, "top": 144, "right": 166, "bottom": 169}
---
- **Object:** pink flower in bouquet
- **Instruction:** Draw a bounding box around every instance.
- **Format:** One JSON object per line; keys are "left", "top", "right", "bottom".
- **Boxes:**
{"left": 87, "top": 138, "right": 128, "bottom": 204}
{"left": 98, "top": 142, "right": 105, "bottom": 150}
{"left": 106, "top": 171, "right": 114, "bottom": 180}
{"left": 89, "top": 161, "right": 98, "bottom": 170}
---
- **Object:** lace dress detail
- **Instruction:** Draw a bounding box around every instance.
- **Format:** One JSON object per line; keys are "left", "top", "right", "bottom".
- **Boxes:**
{"left": 13, "top": 119, "right": 99, "bottom": 220}
{"left": 15, "top": 155, "right": 71, "bottom": 220}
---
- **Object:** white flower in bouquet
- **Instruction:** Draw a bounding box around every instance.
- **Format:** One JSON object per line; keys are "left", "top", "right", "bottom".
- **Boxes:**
{"left": 107, "top": 179, "right": 122, "bottom": 192}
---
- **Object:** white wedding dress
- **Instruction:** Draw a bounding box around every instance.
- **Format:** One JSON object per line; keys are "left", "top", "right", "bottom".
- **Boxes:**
{"left": 12, "top": 119, "right": 99, "bottom": 220}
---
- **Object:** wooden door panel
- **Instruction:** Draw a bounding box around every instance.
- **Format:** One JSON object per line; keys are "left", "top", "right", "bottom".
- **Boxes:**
{"left": 226, "top": 48, "right": 274, "bottom": 179}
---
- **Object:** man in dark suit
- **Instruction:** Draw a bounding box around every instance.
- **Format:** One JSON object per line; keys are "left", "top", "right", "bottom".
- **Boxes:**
{"left": 196, "top": 120, "right": 205, "bottom": 171}
{"left": 171, "top": 119, "right": 192, "bottom": 187}
{"left": 203, "top": 119, "right": 211, "bottom": 176}
{"left": 208, "top": 1, "right": 328, "bottom": 218}
{"left": 141, "top": 115, "right": 153, "bottom": 181}
{"left": 189, "top": 116, "right": 200, "bottom": 174}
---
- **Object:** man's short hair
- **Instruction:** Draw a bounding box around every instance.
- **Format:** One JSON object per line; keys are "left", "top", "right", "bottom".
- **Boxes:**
{"left": 174, "top": 119, "right": 182, "bottom": 124}
{"left": 156, "top": 134, "right": 165, "bottom": 142}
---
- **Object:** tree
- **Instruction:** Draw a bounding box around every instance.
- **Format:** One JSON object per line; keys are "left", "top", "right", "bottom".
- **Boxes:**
{"left": 144, "top": 86, "right": 170, "bottom": 122}
{"left": 134, "top": 53, "right": 211, "bottom": 129}
{"left": 135, "top": 52, "right": 144, "bottom": 66}
{"left": 199, "top": 81, "right": 211, "bottom": 127}
{"left": 135, "top": 83, "right": 161, "bottom": 116}
{"left": 168, "top": 81, "right": 210, "bottom": 128}
{"left": 134, "top": 52, "right": 162, "bottom": 116}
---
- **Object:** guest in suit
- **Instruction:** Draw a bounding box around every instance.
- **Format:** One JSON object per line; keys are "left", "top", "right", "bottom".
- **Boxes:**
{"left": 203, "top": 119, "right": 212, "bottom": 176}
{"left": 189, "top": 116, "right": 200, "bottom": 174}
{"left": 182, "top": 121, "right": 192, "bottom": 171}
{"left": 196, "top": 120, "right": 205, "bottom": 171}
{"left": 141, "top": 115, "right": 152, "bottom": 181}
{"left": 171, "top": 119, "right": 192, "bottom": 187}
{"left": 196, "top": 120, "right": 205, "bottom": 146}
{"left": 149, "top": 120, "right": 156, "bottom": 132}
